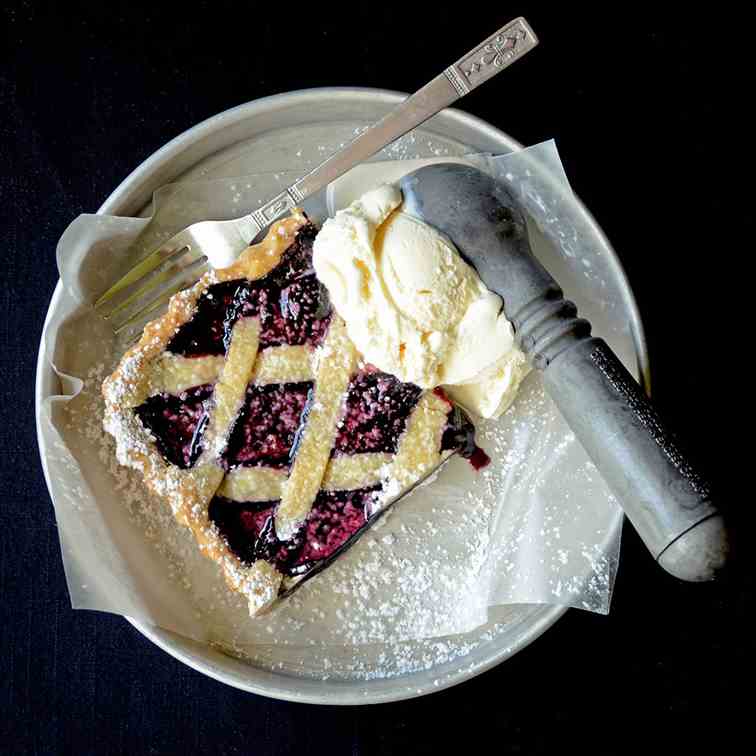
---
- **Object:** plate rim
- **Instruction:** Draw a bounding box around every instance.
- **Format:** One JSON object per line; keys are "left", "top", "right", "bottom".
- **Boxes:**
{"left": 35, "top": 86, "right": 644, "bottom": 704}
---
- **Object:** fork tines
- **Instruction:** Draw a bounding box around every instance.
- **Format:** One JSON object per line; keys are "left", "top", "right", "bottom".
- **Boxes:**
{"left": 94, "top": 233, "right": 208, "bottom": 335}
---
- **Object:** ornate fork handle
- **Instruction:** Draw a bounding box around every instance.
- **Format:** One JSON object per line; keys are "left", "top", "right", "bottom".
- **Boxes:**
{"left": 244, "top": 17, "right": 537, "bottom": 240}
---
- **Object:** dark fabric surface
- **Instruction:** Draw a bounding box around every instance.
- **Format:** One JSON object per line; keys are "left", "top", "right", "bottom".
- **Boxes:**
{"left": 1, "top": 4, "right": 751, "bottom": 754}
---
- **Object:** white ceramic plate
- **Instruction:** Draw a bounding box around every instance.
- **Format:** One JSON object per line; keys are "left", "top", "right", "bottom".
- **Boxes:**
{"left": 35, "top": 88, "right": 646, "bottom": 704}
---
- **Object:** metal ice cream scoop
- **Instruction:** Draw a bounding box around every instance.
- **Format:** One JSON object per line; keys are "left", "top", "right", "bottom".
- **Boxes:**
{"left": 400, "top": 164, "right": 728, "bottom": 581}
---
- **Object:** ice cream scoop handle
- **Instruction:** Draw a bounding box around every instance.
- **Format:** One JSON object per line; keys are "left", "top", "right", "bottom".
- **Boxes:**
{"left": 515, "top": 290, "right": 728, "bottom": 580}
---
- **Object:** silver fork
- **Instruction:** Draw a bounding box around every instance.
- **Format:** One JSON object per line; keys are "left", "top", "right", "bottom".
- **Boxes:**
{"left": 95, "top": 17, "right": 537, "bottom": 336}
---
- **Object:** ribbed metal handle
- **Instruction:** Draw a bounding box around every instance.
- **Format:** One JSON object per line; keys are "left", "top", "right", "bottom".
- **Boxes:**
{"left": 399, "top": 162, "right": 729, "bottom": 581}
{"left": 512, "top": 287, "right": 726, "bottom": 579}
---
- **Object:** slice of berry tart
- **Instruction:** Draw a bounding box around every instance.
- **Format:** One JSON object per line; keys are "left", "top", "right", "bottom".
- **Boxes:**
{"left": 103, "top": 210, "right": 485, "bottom": 616}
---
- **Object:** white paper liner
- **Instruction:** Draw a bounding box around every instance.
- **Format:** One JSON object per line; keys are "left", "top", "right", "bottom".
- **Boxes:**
{"left": 40, "top": 141, "right": 626, "bottom": 651}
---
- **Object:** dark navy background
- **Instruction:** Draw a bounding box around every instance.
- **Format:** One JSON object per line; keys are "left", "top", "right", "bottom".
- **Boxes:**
{"left": 2, "top": 4, "right": 751, "bottom": 754}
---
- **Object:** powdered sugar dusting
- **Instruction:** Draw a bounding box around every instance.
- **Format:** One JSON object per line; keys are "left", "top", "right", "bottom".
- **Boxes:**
{"left": 62, "top": 360, "right": 497, "bottom": 676}
{"left": 54, "top": 332, "right": 619, "bottom": 680}
{"left": 44, "top": 138, "right": 625, "bottom": 684}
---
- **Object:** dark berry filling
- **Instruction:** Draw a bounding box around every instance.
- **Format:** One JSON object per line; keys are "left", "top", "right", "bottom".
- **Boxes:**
{"left": 291, "top": 487, "right": 379, "bottom": 573}
{"left": 233, "top": 274, "right": 331, "bottom": 350}
{"left": 334, "top": 369, "right": 422, "bottom": 455}
{"left": 208, "top": 486, "right": 379, "bottom": 575}
{"left": 279, "top": 274, "right": 332, "bottom": 345}
{"left": 223, "top": 382, "right": 313, "bottom": 469}
{"left": 166, "top": 280, "right": 241, "bottom": 357}
{"left": 439, "top": 393, "right": 491, "bottom": 470}
{"left": 166, "top": 222, "right": 329, "bottom": 357}
{"left": 208, "top": 498, "right": 279, "bottom": 566}
{"left": 135, "top": 383, "right": 212, "bottom": 469}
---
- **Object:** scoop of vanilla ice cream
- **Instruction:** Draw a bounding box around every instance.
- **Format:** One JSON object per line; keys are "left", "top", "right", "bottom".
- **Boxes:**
{"left": 444, "top": 349, "right": 530, "bottom": 420}
{"left": 312, "top": 184, "right": 529, "bottom": 418}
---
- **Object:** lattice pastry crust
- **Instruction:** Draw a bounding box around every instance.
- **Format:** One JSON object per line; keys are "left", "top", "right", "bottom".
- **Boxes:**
{"left": 103, "top": 211, "right": 477, "bottom": 616}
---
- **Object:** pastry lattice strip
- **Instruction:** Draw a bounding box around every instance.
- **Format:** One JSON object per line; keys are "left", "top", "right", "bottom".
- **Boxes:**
{"left": 273, "top": 317, "right": 358, "bottom": 539}
{"left": 219, "top": 452, "right": 393, "bottom": 501}
{"left": 146, "top": 344, "right": 314, "bottom": 397}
